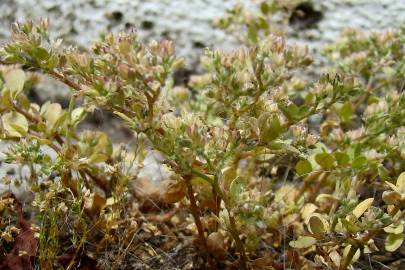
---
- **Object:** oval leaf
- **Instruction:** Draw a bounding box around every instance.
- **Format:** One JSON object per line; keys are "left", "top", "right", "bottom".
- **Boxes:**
{"left": 308, "top": 214, "right": 328, "bottom": 238}
{"left": 1, "top": 111, "right": 29, "bottom": 138}
{"left": 229, "top": 176, "right": 246, "bottom": 205}
{"left": 71, "top": 107, "right": 86, "bottom": 126}
{"left": 4, "top": 69, "right": 26, "bottom": 97}
{"left": 296, "top": 159, "right": 312, "bottom": 176}
{"left": 289, "top": 236, "right": 316, "bottom": 249}
{"left": 315, "top": 153, "right": 335, "bottom": 170}
{"left": 385, "top": 233, "right": 404, "bottom": 252}
{"left": 353, "top": 198, "right": 374, "bottom": 219}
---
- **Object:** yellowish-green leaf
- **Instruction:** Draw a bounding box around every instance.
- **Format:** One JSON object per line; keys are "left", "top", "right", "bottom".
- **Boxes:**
{"left": 289, "top": 236, "right": 316, "bottom": 249}
{"left": 384, "top": 223, "right": 404, "bottom": 234}
{"left": 296, "top": 159, "right": 312, "bottom": 176}
{"left": 308, "top": 214, "right": 329, "bottom": 238}
{"left": 88, "top": 153, "right": 109, "bottom": 164}
{"left": 229, "top": 176, "right": 245, "bottom": 205}
{"left": 79, "top": 131, "right": 113, "bottom": 164}
{"left": 40, "top": 102, "right": 65, "bottom": 131}
{"left": 315, "top": 153, "right": 335, "bottom": 170}
{"left": 341, "top": 217, "right": 361, "bottom": 233}
{"left": 385, "top": 233, "right": 404, "bottom": 252}
{"left": 71, "top": 107, "right": 86, "bottom": 126}
{"left": 334, "top": 152, "right": 350, "bottom": 166}
{"left": 353, "top": 198, "right": 374, "bottom": 219}
{"left": 113, "top": 111, "right": 132, "bottom": 123}
{"left": 343, "top": 245, "right": 360, "bottom": 264}
{"left": 1, "top": 112, "right": 28, "bottom": 138}
{"left": 338, "top": 102, "right": 353, "bottom": 122}
{"left": 89, "top": 133, "right": 112, "bottom": 163}
{"left": 396, "top": 172, "right": 405, "bottom": 192}
{"left": 0, "top": 88, "right": 12, "bottom": 109}
{"left": 4, "top": 69, "right": 25, "bottom": 97}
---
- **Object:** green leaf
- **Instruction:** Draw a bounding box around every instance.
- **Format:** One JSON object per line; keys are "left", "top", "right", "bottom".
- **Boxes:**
{"left": 33, "top": 47, "right": 50, "bottom": 61}
{"left": 260, "top": 2, "right": 271, "bottom": 14}
{"left": 334, "top": 152, "right": 350, "bottom": 166}
{"left": 341, "top": 218, "right": 361, "bottom": 233}
{"left": 258, "top": 17, "right": 269, "bottom": 31}
{"left": 258, "top": 113, "right": 282, "bottom": 143}
{"left": 4, "top": 69, "right": 26, "bottom": 97}
{"left": 79, "top": 131, "right": 113, "bottom": 164}
{"left": 40, "top": 102, "right": 65, "bottom": 131}
{"left": 385, "top": 233, "right": 404, "bottom": 252}
{"left": 113, "top": 111, "right": 133, "bottom": 123}
{"left": 295, "top": 159, "right": 312, "bottom": 176}
{"left": 353, "top": 198, "right": 374, "bottom": 219}
{"left": 278, "top": 103, "right": 302, "bottom": 121}
{"left": 378, "top": 165, "right": 389, "bottom": 181}
{"left": 71, "top": 107, "right": 86, "bottom": 126}
{"left": 352, "top": 156, "right": 367, "bottom": 169}
{"left": 89, "top": 132, "right": 112, "bottom": 163}
{"left": 1, "top": 111, "right": 28, "bottom": 138}
{"left": 289, "top": 236, "right": 316, "bottom": 249}
{"left": 247, "top": 25, "right": 258, "bottom": 43}
{"left": 315, "top": 153, "right": 335, "bottom": 170}
{"left": 308, "top": 214, "right": 328, "bottom": 238}
{"left": 338, "top": 102, "right": 353, "bottom": 122}
{"left": 0, "top": 88, "right": 13, "bottom": 109}
{"left": 384, "top": 223, "right": 404, "bottom": 234}
{"left": 229, "top": 176, "right": 246, "bottom": 205}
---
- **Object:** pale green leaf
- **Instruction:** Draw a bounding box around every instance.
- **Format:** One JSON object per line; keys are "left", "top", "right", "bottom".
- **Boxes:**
{"left": 229, "top": 176, "right": 245, "bottom": 205}
{"left": 353, "top": 198, "right": 374, "bottom": 219}
{"left": 343, "top": 245, "right": 360, "bottom": 264}
{"left": 289, "top": 236, "right": 316, "bottom": 249}
{"left": 396, "top": 172, "right": 405, "bottom": 192}
{"left": 385, "top": 233, "right": 404, "bottom": 252}
{"left": 384, "top": 223, "right": 404, "bottom": 234}
{"left": 4, "top": 69, "right": 25, "bottom": 97}
{"left": 1, "top": 111, "right": 28, "bottom": 138}
{"left": 71, "top": 107, "right": 86, "bottom": 126}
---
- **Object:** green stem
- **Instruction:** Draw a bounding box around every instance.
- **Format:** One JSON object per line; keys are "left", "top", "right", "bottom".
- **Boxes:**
{"left": 65, "top": 95, "right": 76, "bottom": 151}
{"left": 190, "top": 168, "right": 248, "bottom": 268}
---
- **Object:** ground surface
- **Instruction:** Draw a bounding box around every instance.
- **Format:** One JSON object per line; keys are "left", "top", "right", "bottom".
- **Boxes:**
{"left": 1, "top": 0, "right": 405, "bottom": 196}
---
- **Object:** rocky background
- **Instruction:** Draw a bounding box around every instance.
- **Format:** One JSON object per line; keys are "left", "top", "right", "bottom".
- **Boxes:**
{"left": 1, "top": 0, "right": 404, "bottom": 197}
{"left": 0, "top": 0, "right": 404, "bottom": 103}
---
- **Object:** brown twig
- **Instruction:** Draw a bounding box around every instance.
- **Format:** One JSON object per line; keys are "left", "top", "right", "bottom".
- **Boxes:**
{"left": 183, "top": 175, "right": 216, "bottom": 268}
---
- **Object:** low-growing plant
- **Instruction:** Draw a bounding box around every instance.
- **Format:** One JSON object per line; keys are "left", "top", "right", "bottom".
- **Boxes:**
{"left": 0, "top": 13, "right": 404, "bottom": 270}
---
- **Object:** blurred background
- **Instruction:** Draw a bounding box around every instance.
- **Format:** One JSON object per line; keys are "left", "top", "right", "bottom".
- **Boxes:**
{"left": 1, "top": 0, "right": 404, "bottom": 109}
